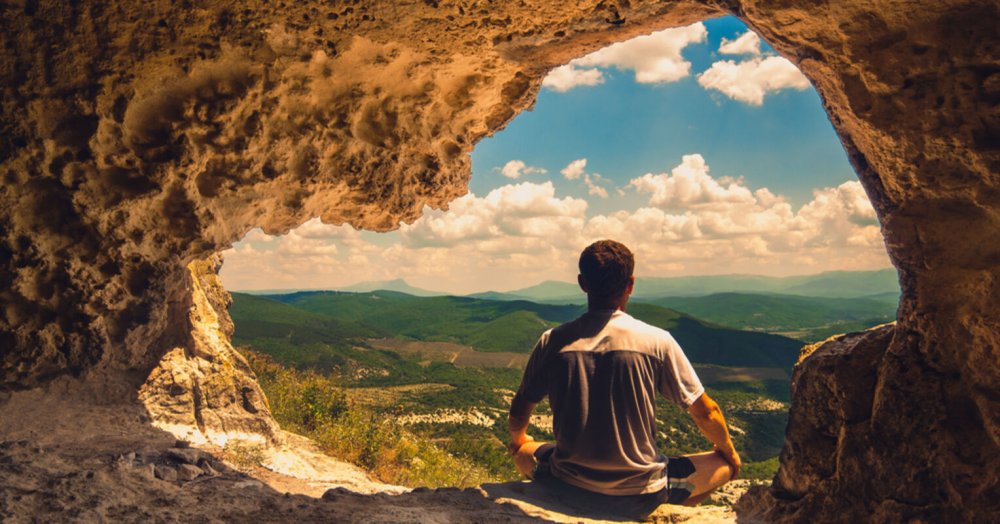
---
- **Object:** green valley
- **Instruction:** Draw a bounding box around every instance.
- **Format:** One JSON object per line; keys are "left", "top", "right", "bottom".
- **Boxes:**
{"left": 229, "top": 290, "right": 803, "bottom": 488}
{"left": 640, "top": 293, "right": 896, "bottom": 342}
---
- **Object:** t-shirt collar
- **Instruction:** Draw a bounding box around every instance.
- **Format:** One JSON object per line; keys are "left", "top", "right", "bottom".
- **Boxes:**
{"left": 585, "top": 308, "right": 624, "bottom": 316}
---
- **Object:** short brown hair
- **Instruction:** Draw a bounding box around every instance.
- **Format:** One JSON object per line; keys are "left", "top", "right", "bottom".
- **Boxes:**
{"left": 578, "top": 240, "right": 634, "bottom": 300}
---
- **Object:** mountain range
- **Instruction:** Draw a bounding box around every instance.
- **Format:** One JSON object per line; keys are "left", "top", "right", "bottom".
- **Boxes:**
{"left": 470, "top": 269, "right": 900, "bottom": 303}
{"left": 234, "top": 269, "right": 898, "bottom": 302}
{"left": 229, "top": 291, "right": 804, "bottom": 371}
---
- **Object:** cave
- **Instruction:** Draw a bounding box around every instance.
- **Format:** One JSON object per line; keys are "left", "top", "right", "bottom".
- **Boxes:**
{"left": 1, "top": 0, "right": 998, "bottom": 521}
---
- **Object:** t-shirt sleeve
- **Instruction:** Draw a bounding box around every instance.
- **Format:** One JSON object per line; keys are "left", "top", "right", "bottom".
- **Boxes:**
{"left": 657, "top": 332, "right": 705, "bottom": 408}
{"left": 515, "top": 330, "right": 552, "bottom": 403}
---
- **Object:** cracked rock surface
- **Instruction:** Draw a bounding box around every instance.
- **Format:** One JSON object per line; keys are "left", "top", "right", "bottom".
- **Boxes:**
{"left": 1, "top": 0, "right": 998, "bottom": 521}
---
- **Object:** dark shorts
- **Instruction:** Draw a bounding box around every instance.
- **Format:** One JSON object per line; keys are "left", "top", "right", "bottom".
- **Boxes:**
{"left": 533, "top": 445, "right": 696, "bottom": 505}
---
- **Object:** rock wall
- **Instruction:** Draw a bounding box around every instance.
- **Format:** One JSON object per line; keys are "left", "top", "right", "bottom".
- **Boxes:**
{"left": 138, "top": 255, "right": 278, "bottom": 445}
{"left": 1, "top": 0, "right": 998, "bottom": 520}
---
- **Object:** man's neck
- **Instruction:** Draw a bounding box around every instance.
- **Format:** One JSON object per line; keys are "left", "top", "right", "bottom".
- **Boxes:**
{"left": 587, "top": 296, "right": 628, "bottom": 313}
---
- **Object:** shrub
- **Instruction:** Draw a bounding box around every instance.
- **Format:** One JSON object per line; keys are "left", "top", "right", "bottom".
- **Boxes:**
{"left": 239, "top": 347, "right": 497, "bottom": 488}
{"left": 221, "top": 440, "right": 266, "bottom": 471}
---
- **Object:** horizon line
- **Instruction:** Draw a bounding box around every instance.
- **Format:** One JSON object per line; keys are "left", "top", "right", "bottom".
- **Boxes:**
{"left": 227, "top": 266, "right": 897, "bottom": 294}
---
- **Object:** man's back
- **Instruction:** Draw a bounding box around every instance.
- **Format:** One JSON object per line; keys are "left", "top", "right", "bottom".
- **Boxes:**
{"left": 508, "top": 240, "right": 739, "bottom": 506}
{"left": 516, "top": 309, "right": 704, "bottom": 495}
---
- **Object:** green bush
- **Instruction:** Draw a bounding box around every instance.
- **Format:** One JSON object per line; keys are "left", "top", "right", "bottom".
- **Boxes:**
{"left": 221, "top": 440, "right": 266, "bottom": 471}
{"left": 741, "top": 456, "right": 780, "bottom": 480}
{"left": 240, "top": 348, "right": 496, "bottom": 488}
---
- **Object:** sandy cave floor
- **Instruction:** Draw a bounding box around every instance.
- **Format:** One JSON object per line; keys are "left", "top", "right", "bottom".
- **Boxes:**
{"left": 0, "top": 389, "right": 741, "bottom": 523}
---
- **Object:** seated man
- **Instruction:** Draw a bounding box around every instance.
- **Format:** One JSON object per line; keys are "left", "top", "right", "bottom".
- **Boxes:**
{"left": 507, "top": 240, "right": 740, "bottom": 506}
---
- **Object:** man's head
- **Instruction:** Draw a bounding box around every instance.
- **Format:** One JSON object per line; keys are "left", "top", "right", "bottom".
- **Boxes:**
{"left": 578, "top": 240, "right": 635, "bottom": 305}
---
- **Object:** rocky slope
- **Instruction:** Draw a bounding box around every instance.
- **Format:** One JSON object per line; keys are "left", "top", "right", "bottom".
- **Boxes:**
{"left": 1, "top": 0, "right": 999, "bottom": 521}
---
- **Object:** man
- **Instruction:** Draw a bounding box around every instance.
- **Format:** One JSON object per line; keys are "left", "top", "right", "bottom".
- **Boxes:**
{"left": 507, "top": 240, "right": 740, "bottom": 506}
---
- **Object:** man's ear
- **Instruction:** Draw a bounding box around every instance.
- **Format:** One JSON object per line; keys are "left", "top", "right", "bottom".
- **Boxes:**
{"left": 625, "top": 275, "right": 635, "bottom": 295}
{"left": 577, "top": 274, "right": 589, "bottom": 293}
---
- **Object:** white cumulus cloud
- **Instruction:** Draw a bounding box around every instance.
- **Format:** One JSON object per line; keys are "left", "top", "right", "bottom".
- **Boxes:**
{"left": 697, "top": 56, "right": 810, "bottom": 105}
{"left": 542, "top": 23, "right": 707, "bottom": 92}
{"left": 221, "top": 156, "right": 891, "bottom": 294}
{"left": 400, "top": 182, "right": 588, "bottom": 248}
{"left": 561, "top": 158, "right": 587, "bottom": 180}
{"left": 561, "top": 158, "right": 612, "bottom": 197}
{"left": 629, "top": 154, "right": 754, "bottom": 207}
{"left": 542, "top": 64, "right": 605, "bottom": 92}
{"left": 584, "top": 174, "right": 609, "bottom": 199}
{"left": 718, "top": 31, "right": 761, "bottom": 56}
{"left": 578, "top": 23, "right": 708, "bottom": 84}
{"left": 500, "top": 160, "right": 547, "bottom": 179}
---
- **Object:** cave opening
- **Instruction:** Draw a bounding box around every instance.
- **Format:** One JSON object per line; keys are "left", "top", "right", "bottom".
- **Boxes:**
{"left": 211, "top": 16, "right": 898, "bottom": 495}
{"left": 3, "top": 1, "right": 997, "bottom": 521}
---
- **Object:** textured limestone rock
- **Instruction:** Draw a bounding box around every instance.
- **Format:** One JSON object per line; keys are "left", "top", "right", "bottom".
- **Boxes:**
{"left": 755, "top": 326, "right": 901, "bottom": 519}
{"left": 138, "top": 255, "right": 278, "bottom": 444}
{"left": 1, "top": 0, "right": 999, "bottom": 521}
{"left": 0, "top": 0, "right": 717, "bottom": 393}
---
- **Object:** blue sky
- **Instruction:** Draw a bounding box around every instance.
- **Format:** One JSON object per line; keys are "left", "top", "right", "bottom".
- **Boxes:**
{"left": 470, "top": 16, "right": 851, "bottom": 211}
{"left": 221, "top": 17, "right": 890, "bottom": 294}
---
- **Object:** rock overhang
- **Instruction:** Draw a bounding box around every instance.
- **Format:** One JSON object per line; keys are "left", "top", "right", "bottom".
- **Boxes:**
{"left": 1, "top": 0, "right": 998, "bottom": 520}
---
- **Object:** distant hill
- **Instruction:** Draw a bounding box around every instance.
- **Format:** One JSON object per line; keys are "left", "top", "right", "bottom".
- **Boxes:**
{"left": 229, "top": 293, "right": 385, "bottom": 371}
{"left": 472, "top": 269, "right": 900, "bottom": 303}
{"left": 230, "top": 291, "right": 801, "bottom": 370}
{"left": 776, "top": 270, "right": 900, "bottom": 298}
{"left": 863, "top": 291, "right": 904, "bottom": 306}
{"left": 625, "top": 303, "right": 801, "bottom": 368}
{"left": 230, "top": 293, "right": 377, "bottom": 340}
{"left": 638, "top": 292, "right": 897, "bottom": 341}
{"left": 338, "top": 278, "right": 444, "bottom": 296}
{"left": 266, "top": 290, "right": 582, "bottom": 354}
{"left": 634, "top": 269, "right": 899, "bottom": 299}
{"left": 469, "top": 280, "right": 583, "bottom": 304}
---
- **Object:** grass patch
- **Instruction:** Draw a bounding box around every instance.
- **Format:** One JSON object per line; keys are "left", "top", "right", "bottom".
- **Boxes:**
{"left": 242, "top": 349, "right": 498, "bottom": 488}
{"left": 221, "top": 441, "right": 266, "bottom": 471}
{"left": 741, "top": 456, "right": 780, "bottom": 480}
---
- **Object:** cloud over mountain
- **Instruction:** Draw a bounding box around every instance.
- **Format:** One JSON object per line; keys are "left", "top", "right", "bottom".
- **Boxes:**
{"left": 223, "top": 156, "right": 889, "bottom": 294}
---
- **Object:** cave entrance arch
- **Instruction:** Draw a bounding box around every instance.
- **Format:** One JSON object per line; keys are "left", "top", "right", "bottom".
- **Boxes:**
{"left": 2, "top": 1, "right": 998, "bottom": 521}
{"left": 213, "top": 16, "right": 899, "bottom": 494}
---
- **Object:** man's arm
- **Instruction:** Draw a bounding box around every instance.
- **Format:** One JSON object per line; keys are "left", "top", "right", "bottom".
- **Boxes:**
{"left": 687, "top": 392, "right": 741, "bottom": 479}
{"left": 507, "top": 392, "right": 536, "bottom": 454}
{"left": 509, "top": 330, "right": 551, "bottom": 454}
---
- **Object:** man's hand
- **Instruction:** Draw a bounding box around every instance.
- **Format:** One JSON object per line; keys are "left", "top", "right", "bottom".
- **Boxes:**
{"left": 714, "top": 445, "right": 741, "bottom": 480}
{"left": 508, "top": 392, "right": 536, "bottom": 456}
{"left": 507, "top": 434, "right": 534, "bottom": 456}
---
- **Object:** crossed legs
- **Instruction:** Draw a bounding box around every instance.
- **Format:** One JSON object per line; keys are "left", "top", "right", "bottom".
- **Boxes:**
{"left": 673, "top": 450, "right": 734, "bottom": 506}
{"left": 512, "top": 440, "right": 553, "bottom": 479}
{"left": 512, "top": 442, "right": 734, "bottom": 506}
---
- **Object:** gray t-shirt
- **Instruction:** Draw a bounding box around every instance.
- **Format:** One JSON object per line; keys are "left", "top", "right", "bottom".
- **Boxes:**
{"left": 516, "top": 309, "right": 704, "bottom": 495}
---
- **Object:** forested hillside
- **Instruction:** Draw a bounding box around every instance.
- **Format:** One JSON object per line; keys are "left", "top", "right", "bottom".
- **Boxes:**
{"left": 228, "top": 290, "right": 799, "bottom": 486}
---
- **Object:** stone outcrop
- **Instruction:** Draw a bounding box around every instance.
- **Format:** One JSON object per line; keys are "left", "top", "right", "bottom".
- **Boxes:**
{"left": 1, "top": 0, "right": 998, "bottom": 521}
{"left": 138, "top": 255, "right": 278, "bottom": 445}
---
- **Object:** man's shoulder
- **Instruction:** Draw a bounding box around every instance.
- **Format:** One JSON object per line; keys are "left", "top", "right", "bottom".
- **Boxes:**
{"left": 545, "top": 317, "right": 581, "bottom": 343}
{"left": 613, "top": 312, "right": 671, "bottom": 336}
{"left": 610, "top": 313, "right": 682, "bottom": 350}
